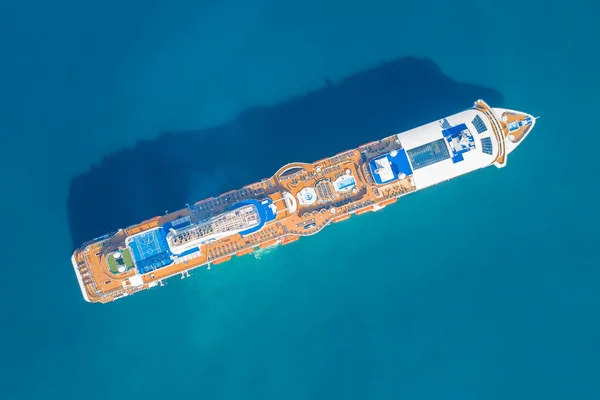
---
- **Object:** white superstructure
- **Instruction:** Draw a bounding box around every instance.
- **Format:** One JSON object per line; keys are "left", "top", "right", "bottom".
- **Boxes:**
{"left": 391, "top": 102, "right": 536, "bottom": 190}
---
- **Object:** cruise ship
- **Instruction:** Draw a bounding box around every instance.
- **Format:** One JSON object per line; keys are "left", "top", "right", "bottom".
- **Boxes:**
{"left": 71, "top": 100, "right": 536, "bottom": 303}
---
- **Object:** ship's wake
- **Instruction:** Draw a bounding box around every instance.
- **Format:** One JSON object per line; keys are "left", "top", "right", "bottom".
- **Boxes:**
{"left": 253, "top": 243, "right": 280, "bottom": 260}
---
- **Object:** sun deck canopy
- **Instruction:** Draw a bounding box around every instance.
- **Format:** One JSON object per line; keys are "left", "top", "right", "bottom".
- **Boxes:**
{"left": 165, "top": 199, "right": 276, "bottom": 254}
{"left": 369, "top": 149, "right": 413, "bottom": 184}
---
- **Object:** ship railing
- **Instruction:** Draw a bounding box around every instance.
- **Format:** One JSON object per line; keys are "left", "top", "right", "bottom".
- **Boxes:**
{"left": 476, "top": 101, "right": 506, "bottom": 165}
{"left": 80, "top": 252, "right": 105, "bottom": 301}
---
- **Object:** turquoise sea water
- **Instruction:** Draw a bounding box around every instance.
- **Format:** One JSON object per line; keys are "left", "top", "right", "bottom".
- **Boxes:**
{"left": 2, "top": 1, "right": 600, "bottom": 398}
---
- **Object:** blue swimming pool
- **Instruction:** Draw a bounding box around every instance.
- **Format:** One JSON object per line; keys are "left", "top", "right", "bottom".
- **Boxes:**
{"left": 336, "top": 176, "right": 356, "bottom": 191}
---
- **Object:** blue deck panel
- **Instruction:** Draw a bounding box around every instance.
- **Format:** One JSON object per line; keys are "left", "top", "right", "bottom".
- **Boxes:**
{"left": 441, "top": 123, "right": 474, "bottom": 163}
{"left": 391, "top": 149, "right": 413, "bottom": 176}
{"left": 264, "top": 201, "right": 277, "bottom": 221}
{"left": 451, "top": 153, "right": 464, "bottom": 163}
{"left": 369, "top": 150, "right": 413, "bottom": 184}
{"left": 442, "top": 123, "right": 468, "bottom": 138}
{"left": 368, "top": 158, "right": 388, "bottom": 184}
{"left": 407, "top": 139, "right": 451, "bottom": 170}
{"left": 129, "top": 228, "right": 173, "bottom": 274}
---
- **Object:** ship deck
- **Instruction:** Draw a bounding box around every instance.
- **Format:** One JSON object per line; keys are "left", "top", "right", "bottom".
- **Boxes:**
{"left": 72, "top": 101, "right": 533, "bottom": 303}
{"left": 73, "top": 133, "right": 417, "bottom": 302}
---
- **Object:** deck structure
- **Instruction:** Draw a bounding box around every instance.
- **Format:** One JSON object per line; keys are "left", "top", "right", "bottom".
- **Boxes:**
{"left": 72, "top": 100, "right": 536, "bottom": 303}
